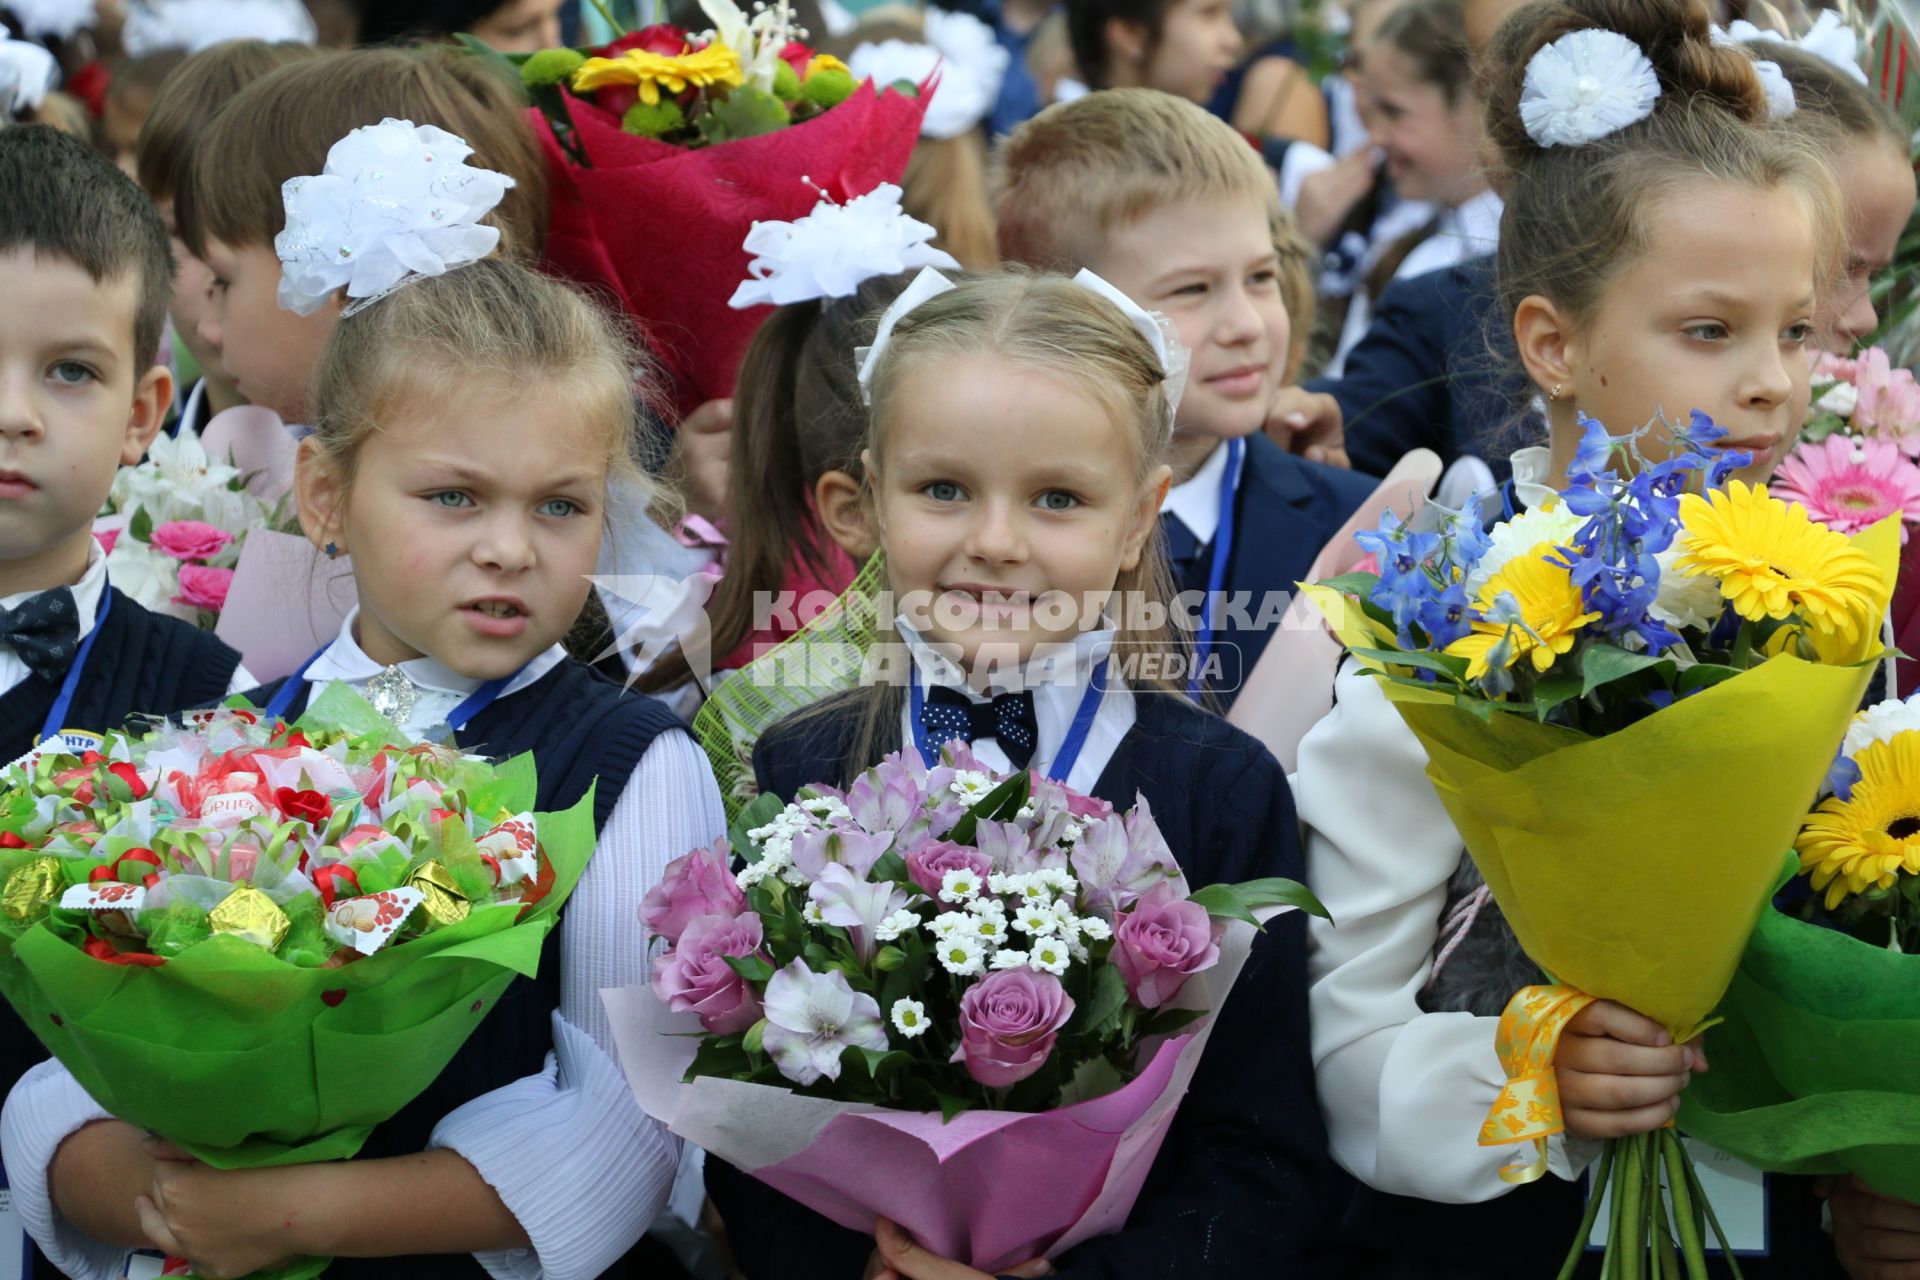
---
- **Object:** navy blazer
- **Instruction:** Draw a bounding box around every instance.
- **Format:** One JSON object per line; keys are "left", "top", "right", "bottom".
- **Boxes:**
{"left": 1310, "top": 256, "right": 1532, "bottom": 479}
{"left": 711, "top": 691, "right": 1343, "bottom": 1279}
{"left": 1174, "top": 434, "right": 1372, "bottom": 709}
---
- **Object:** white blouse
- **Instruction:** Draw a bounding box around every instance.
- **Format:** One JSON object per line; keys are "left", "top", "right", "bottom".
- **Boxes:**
{"left": 0, "top": 626, "right": 727, "bottom": 1280}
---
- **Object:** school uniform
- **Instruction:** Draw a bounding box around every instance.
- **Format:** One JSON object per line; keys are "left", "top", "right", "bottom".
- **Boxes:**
{"left": 1, "top": 612, "right": 728, "bottom": 1280}
{"left": 1310, "top": 256, "right": 1531, "bottom": 482}
{"left": 1326, "top": 188, "right": 1502, "bottom": 378}
{"left": 706, "top": 624, "right": 1342, "bottom": 1278}
{"left": 1294, "top": 450, "right": 1843, "bottom": 1278}
{"left": 1161, "top": 434, "right": 1373, "bottom": 710}
{"left": 0, "top": 540, "right": 248, "bottom": 1279}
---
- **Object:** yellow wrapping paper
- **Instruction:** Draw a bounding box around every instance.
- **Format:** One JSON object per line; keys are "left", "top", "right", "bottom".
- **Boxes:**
{"left": 1302, "top": 515, "right": 1899, "bottom": 1043}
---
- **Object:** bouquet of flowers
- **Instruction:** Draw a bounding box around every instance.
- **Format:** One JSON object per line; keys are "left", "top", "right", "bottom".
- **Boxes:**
{"left": 1679, "top": 690, "right": 1920, "bottom": 1202}
{"left": 1304, "top": 413, "right": 1898, "bottom": 1277}
{"left": 1770, "top": 347, "right": 1920, "bottom": 538}
{"left": 472, "top": 0, "right": 928, "bottom": 417}
{"left": 0, "top": 686, "right": 592, "bottom": 1279}
{"left": 603, "top": 743, "right": 1322, "bottom": 1273}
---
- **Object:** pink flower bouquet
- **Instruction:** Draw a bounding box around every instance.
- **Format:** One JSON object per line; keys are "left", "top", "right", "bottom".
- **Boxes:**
{"left": 604, "top": 744, "right": 1322, "bottom": 1272}
{"left": 1776, "top": 348, "right": 1920, "bottom": 539}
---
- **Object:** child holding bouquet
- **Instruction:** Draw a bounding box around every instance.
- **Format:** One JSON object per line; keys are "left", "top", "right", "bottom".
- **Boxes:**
{"left": 1295, "top": 0, "right": 1854, "bottom": 1273}
{"left": 707, "top": 269, "right": 1337, "bottom": 1276}
{"left": 2, "top": 126, "right": 726, "bottom": 1280}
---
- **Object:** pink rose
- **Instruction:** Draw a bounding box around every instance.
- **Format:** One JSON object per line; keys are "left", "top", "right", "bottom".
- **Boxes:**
{"left": 1112, "top": 882, "right": 1222, "bottom": 1009}
{"left": 93, "top": 526, "right": 120, "bottom": 556}
{"left": 652, "top": 912, "right": 765, "bottom": 1034}
{"left": 150, "top": 520, "right": 234, "bottom": 562}
{"left": 951, "top": 968, "right": 1074, "bottom": 1088}
{"left": 172, "top": 564, "right": 233, "bottom": 611}
{"left": 904, "top": 840, "right": 992, "bottom": 898}
{"left": 642, "top": 839, "right": 746, "bottom": 945}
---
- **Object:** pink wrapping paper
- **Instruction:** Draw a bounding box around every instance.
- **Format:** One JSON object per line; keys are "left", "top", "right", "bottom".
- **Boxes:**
{"left": 603, "top": 912, "right": 1272, "bottom": 1272}
{"left": 213, "top": 531, "right": 355, "bottom": 681}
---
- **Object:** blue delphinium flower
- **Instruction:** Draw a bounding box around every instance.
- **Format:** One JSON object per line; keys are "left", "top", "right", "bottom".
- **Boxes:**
{"left": 1417, "top": 578, "right": 1472, "bottom": 647}
{"left": 1356, "top": 510, "right": 1443, "bottom": 645}
{"left": 1442, "top": 493, "right": 1493, "bottom": 575}
{"left": 1827, "top": 752, "right": 1863, "bottom": 802}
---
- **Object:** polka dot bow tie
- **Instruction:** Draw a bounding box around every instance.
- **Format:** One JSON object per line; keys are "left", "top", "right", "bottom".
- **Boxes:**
{"left": 920, "top": 685, "right": 1039, "bottom": 770}
{"left": 0, "top": 587, "right": 81, "bottom": 685}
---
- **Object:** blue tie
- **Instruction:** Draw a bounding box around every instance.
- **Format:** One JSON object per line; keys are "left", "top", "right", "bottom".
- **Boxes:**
{"left": 919, "top": 685, "right": 1039, "bottom": 770}
{"left": 1161, "top": 513, "right": 1204, "bottom": 590}
{"left": 0, "top": 588, "right": 81, "bottom": 684}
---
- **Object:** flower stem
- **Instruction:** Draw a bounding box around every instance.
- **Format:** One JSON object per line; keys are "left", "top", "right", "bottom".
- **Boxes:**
{"left": 1651, "top": 1139, "right": 1681, "bottom": 1279}
{"left": 1730, "top": 619, "right": 1756, "bottom": 669}
{"left": 1619, "top": 1133, "right": 1645, "bottom": 1280}
{"left": 1559, "top": 1139, "right": 1617, "bottom": 1280}
{"left": 1663, "top": 1130, "right": 1710, "bottom": 1279}
{"left": 1680, "top": 1140, "right": 1747, "bottom": 1280}
{"left": 586, "top": 0, "right": 628, "bottom": 37}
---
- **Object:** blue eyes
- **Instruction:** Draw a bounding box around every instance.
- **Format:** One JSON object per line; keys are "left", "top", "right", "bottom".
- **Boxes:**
{"left": 1038, "top": 492, "right": 1079, "bottom": 511}
{"left": 428, "top": 491, "right": 474, "bottom": 509}
{"left": 537, "top": 498, "right": 581, "bottom": 517}
{"left": 425, "top": 491, "right": 583, "bottom": 517}
{"left": 48, "top": 362, "right": 95, "bottom": 386}
{"left": 924, "top": 481, "right": 964, "bottom": 502}
{"left": 919, "top": 482, "right": 1079, "bottom": 511}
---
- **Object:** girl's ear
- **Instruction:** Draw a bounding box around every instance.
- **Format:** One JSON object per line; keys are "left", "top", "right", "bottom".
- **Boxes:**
{"left": 294, "top": 437, "right": 348, "bottom": 555}
{"left": 815, "top": 469, "right": 877, "bottom": 560}
{"left": 1105, "top": 16, "right": 1149, "bottom": 71}
{"left": 1513, "top": 294, "right": 1576, "bottom": 403}
{"left": 120, "top": 366, "right": 174, "bottom": 465}
{"left": 1119, "top": 463, "right": 1174, "bottom": 573}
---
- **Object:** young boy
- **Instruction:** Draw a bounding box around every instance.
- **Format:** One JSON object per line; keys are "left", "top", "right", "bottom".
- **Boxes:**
{"left": 995, "top": 87, "right": 1374, "bottom": 708}
{"left": 0, "top": 123, "right": 249, "bottom": 1279}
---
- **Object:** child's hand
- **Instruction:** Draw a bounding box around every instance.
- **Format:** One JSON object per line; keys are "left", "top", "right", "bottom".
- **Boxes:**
{"left": 671, "top": 397, "right": 733, "bottom": 524}
{"left": 1294, "top": 150, "right": 1377, "bottom": 248}
{"left": 134, "top": 1139, "right": 304, "bottom": 1280}
{"left": 864, "top": 1218, "right": 1055, "bottom": 1280}
{"left": 1554, "top": 1000, "right": 1706, "bottom": 1141}
{"left": 1265, "top": 387, "right": 1348, "bottom": 468}
{"left": 1827, "top": 1175, "right": 1920, "bottom": 1278}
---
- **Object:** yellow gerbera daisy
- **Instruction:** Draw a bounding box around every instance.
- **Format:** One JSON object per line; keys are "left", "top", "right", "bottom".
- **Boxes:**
{"left": 1673, "top": 481, "right": 1885, "bottom": 646}
{"left": 804, "top": 53, "right": 851, "bottom": 78}
{"left": 1443, "top": 542, "right": 1600, "bottom": 682}
{"left": 573, "top": 42, "right": 745, "bottom": 106}
{"left": 1798, "top": 732, "right": 1920, "bottom": 908}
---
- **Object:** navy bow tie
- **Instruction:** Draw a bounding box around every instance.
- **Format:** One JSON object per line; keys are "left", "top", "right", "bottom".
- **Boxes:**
{"left": 1160, "top": 512, "right": 1204, "bottom": 589}
{"left": 920, "top": 684, "right": 1039, "bottom": 770}
{"left": 0, "top": 587, "right": 81, "bottom": 684}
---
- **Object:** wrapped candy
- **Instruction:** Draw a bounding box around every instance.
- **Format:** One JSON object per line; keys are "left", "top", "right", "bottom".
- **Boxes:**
{"left": 209, "top": 886, "right": 291, "bottom": 951}
{"left": 3, "top": 856, "right": 62, "bottom": 922}
{"left": 405, "top": 861, "right": 469, "bottom": 927}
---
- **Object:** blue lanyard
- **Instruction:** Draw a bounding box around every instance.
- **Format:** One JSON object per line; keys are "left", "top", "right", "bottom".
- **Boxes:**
{"left": 262, "top": 643, "right": 522, "bottom": 733}
{"left": 910, "top": 657, "right": 1109, "bottom": 784}
{"left": 1188, "top": 437, "right": 1245, "bottom": 698}
{"left": 39, "top": 588, "right": 112, "bottom": 745}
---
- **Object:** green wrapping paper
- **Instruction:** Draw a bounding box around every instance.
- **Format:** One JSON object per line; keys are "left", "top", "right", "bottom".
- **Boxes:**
{"left": 1680, "top": 857, "right": 1920, "bottom": 1199}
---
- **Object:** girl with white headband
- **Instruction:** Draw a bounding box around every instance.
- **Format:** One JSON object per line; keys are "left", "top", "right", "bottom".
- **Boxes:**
{"left": 709, "top": 268, "right": 1335, "bottom": 1278}
{"left": 1294, "top": 0, "right": 1853, "bottom": 1274}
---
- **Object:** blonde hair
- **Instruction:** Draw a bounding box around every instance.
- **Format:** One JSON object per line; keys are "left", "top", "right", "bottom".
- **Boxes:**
{"left": 308, "top": 259, "right": 647, "bottom": 505}
{"left": 994, "top": 87, "right": 1314, "bottom": 374}
{"left": 813, "top": 271, "right": 1186, "bottom": 776}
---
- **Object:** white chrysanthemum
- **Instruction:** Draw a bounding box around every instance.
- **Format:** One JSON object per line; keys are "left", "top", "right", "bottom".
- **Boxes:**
{"left": 1841, "top": 695, "right": 1920, "bottom": 761}
{"left": 939, "top": 866, "right": 982, "bottom": 904}
{"left": 1012, "top": 904, "right": 1058, "bottom": 936}
{"left": 1465, "top": 504, "right": 1589, "bottom": 597}
{"left": 1059, "top": 820, "right": 1086, "bottom": 846}
{"left": 968, "top": 897, "right": 1007, "bottom": 920}
{"left": 803, "top": 899, "right": 825, "bottom": 925}
{"left": 926, "top": 911, "right": 977, "bottom": 939}
{"left": 987, "top": 872, "right": 1020, "bottom": 896}
{"left": 1076, "top": 914, "right": 1113, "bottom": 942}
{"left": 891, "top": 998, "right": 930, "bottom": 1038}
{"left": 937, "top": 932, "right": 986, "bottom": 976}
{"left": 950, "top": 771, "right": 994, "bottom": 805}
{"left": 1027, "top": 936, "right": 1071, "bottom": 975}
{"left": 874, "top": 908, "right": 920, "bottom": 942}
{"left": 1038, "top": 868, "right": 1077, "bottom": 893}
{"left": 970, "top": 913, "right": 1008, "bottom": 945}
{"left": 1520, "top": 29, "right": 1661, "bottom": 148}
{"left": 991, "top": 949, "right": 1030, "bottom": 970}
{"left": 1648, "top": 546, "right": 1724, "bottom": 632}
{"left": 801, "top": 795, "right": 852, "bottom": 822}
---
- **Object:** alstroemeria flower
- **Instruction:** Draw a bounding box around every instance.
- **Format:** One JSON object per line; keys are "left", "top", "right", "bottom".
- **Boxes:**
{"left": 807, "top": 863, "right": 910, "bottom": 962}
{"left": 760, "top": 958, "right": 887, "bottom": 1086}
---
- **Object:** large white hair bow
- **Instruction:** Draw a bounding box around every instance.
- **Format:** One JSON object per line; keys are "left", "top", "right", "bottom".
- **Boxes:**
{"left": 847, "top": 8, "right": 1009, "bottom": 140}
{"left": 122, "top": 0, "right": 316, "bottom": 56}
{"left": 1520, "top": 29, "right": 1662, "bottom": 148}
{"left": 1726, "top": 11, "right": 1868, "bottom": 87}
{"left": 0, "top": 25, "right": 57, "bottom": 116}
{"left": 5, "top": 0, "right": 93, "bottom": 41}
{"left": 730, "top": 182, "right": 960, "bottom": 310}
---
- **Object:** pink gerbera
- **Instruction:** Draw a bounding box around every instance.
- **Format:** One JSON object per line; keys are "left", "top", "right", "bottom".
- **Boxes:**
{"left": 1772, "top": 434, "right": 1920, "bottom": 539}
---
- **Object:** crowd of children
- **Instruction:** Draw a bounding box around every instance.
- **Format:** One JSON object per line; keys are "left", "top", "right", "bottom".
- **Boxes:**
{"left": 0, "top": 0, "right": 1914, "bottom": 1276}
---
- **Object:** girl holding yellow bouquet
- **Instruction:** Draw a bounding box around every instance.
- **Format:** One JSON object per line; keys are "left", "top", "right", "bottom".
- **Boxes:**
{"left": 1293, "top": 0, "right": 1857, "bottom": 1274}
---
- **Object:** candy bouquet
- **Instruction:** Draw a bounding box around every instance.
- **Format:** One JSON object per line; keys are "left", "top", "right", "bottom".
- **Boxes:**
{"left": 1680, "top": 690, "right": 1920, "bottom": 1203}
{"left": 1305, "top": 413, "right": 1898, "bottom": 1277}
{"left": 0, "top": 686, "right": 592, "bottom": 1278}
{"left": 605, "top": 744, "right": 1322, "bottom": 1273}
{"left": 470, "top": 0, "right": 928, "bottom": 416}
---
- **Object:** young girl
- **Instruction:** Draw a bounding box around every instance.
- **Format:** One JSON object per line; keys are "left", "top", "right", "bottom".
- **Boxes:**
{"left": 1295, "top": 1, "right": 1848, "bottom": 1275}
{"left": 1063, "top": 0, "right": 1244, "bottom": 107}
{"left": 1327, "top": 0, "right": 1500, "bottom": 375}
{"left": 706, "top": 270, "right": 1337, "bottom": 1278}
{"left": 0, "top": 146, "right": 725, "bottom": 1278}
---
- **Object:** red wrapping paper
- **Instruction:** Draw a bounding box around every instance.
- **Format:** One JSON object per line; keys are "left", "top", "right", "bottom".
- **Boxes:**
{"left": 533, "top": 82, "right": 929, "bottom": 420}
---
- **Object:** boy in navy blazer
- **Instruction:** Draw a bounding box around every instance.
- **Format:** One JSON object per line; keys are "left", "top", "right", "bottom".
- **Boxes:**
{"left": 994, "top": 89, "right": 1372, "bottom": 708}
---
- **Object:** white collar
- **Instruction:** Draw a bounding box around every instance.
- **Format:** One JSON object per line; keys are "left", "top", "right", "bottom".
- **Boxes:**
{"left": 307, "top": 608, "right": 566, "bottom": 698}
{"left": 1161, "top": 438, "right": 1235, "bottom": 546}
{"left": 1507, "top": 445, "right": 1560, "bottom": 513}
{"left": 1, "top": 539, "right": 106, "bottom": 636}
{"left": 893, "top": 615, "right": 1120, "bottom": 694}
{"left": 1443, "top": 188, "right": 1504, "bottom": 248}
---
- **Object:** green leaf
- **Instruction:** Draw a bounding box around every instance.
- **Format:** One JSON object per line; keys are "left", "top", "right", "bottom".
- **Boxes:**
{"left": 1314, "top": 571, "right": 1381, "bottom": 599}
{"left": 1139, "top": 1007, "right": 1208, "bottom": 1038}
{"left": 858, "top": 1048, "right": 915, "bottom": 1086}
{"left": 730, "top": 791, "right": 785, "bottom": 863}
{"left": 1068, "top": 963, "right": 1127, "bottom": 1038}
{"left": 869, "top": 852, "right": 908, "bottom": 885}
{"left": 1059, "top": 1054, "right": 1127, "bottom": 1105}
{"left": 935, "top": 1090, "right": 973, "bottom": 1123}
{"left": 1350, "top": 647, "right": 1468, "bottom": 681}
{"left": 947, "top": 772, "right": 1030, "bottom": 844}
{"left": 1229, "top": 876, "right": 1332, "bottom": 922}
{"left": 723, "top": 953, "right": 775, "bottom": 983}
{"left": 683, "top": 1036, "right": 751, "bottom": 1082}
{"left": 1579, "top": 644, "right": 1673, "bottom": 697}
{"left": 1530, "top": 672, "right": 1584, "bottom": 721}
{"left": 1185, "top": 883, "right": 1260, "bottom": 929}
{"left": 128, "top": 505, "right": 153, "bottom": 544}
{"left": 1675, "top": 663, "right": 1740, "bottom": 697}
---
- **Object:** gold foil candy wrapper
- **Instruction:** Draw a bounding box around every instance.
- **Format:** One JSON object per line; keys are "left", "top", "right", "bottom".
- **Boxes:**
{"left": 209, "top": 886, "right": 291, "bottom": 952}
{"left": 3, "top": 857, "right": 61, "bottom": 922}
{"left": 405, "top": 861, "right": 470, "bottom": 928}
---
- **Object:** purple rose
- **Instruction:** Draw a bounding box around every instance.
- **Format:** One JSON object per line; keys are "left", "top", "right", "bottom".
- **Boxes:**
{"left": 905, "top": 840, "right": 993, "bottom": 898}
{"left": 652, "top": 912, "right": 765, "bottom": 1034}
{"left": 951, "top": 969, "right": 1075, "bottom": 1088}
{"left": 1112, "top": 882, "right": 1222, "bottom": 1009}
{"left": 642, "top": 839, "right": 747, "bottom": 945}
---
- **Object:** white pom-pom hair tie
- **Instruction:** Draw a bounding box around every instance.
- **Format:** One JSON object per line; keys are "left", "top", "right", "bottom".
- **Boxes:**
{"left": 1520, "top": 29, "right": 1662, "bottom": 148}
{"left": 275, "top": 118, "right": 515, "bottom": 318}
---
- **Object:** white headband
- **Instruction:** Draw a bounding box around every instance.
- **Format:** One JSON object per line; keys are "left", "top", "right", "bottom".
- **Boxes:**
{"left": 855, "top": 267, "right": 1191, "bottom": 427}
{"left": 0, "top": 25, "right": 57, "bottom": 116}
{"left": 122, "top": 0, "right": 315, "bottom": 56}
{"left": 729, "top": 182, "right": 960, "bottom": 310}
{"left": 5, "top": 0, "right": 93, "bottom": 41}
{"left": 847, "top": 8, "right": 1009, "bottom": 140}
{"left": 275, "top": 118, "right": 515, "bottom": 319}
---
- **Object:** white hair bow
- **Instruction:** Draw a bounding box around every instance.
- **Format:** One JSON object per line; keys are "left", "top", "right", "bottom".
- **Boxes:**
{"left": 122, "top": 0, "right": 316, "bottom": 56}
{"left": 846, "top": 7, "right": 1009, "bottom": 140}
{"left": 1520, "top": 29, "right": 1662, "bottom": 148}
{"left": 1725, "top": 11, "right": 1868, "bottom": 87}
{"left": 5, "top": 0, "right": 94, "bottom": 41}
{"left": 0, "top": 24, "right": 57, "bottom": 116}
{"left": 729, "top": 182, "right": 960, "bottom": 310}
